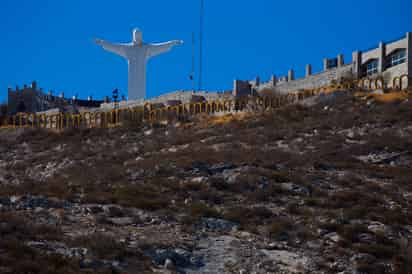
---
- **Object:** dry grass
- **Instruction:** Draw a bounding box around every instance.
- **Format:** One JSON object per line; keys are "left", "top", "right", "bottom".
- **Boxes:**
{"left": 0, "top": 89, "right": 412, "bottom": 272}
{"left": 358, "top": 91, "right": 410, "bottom": 103}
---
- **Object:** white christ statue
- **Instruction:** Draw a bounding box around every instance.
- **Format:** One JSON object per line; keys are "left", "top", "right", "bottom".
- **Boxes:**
{"left": 95, "top": 28, "right": 183, "bottom": 100}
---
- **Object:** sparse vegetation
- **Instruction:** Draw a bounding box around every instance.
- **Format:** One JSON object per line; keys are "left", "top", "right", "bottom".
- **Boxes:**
{"left": 0, "top": 90, "right": 411, "bottom": 273}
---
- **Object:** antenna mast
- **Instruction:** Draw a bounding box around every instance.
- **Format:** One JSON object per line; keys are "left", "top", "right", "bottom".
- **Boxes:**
{"left": 198, "top": 0, "right": 204, "bottom": 92}
{"left": 191, "top": 32, "right": 196, "bottom": 92}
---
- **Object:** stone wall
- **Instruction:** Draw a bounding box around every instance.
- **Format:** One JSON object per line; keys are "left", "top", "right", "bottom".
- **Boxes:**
{"left": 149, "top": 90, "right": 232, "bottom": 104}
{"left": 234, "top": 33, "right": 412, "bottom": 95}
{"left": 255, "top": 65, "right": 353, "bottom": 95}
{"left": 8, "top": 86, "right": 48, "bottom": 114}
{"left": 100, "top": 90, "right": 234, "bottom": 111}
{"left": 8, "top": 82, "right": 103, "bottom": 115}
{"left": 382, "top": 63, "right": 408, "bottom": 88}
{"left": 408, "top": 33, "right": 412, "bottom": 86}
{"left": 233, "top": 80, "right": 252, "bottom": 97}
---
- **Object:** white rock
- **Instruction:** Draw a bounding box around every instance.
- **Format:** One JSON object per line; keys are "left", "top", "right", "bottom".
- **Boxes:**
{"left": 191, "top": 177, "right": 207, "bottom": 183}
{"left": 261, "top": 249, "right": 309, "bottom": 273}
{"left": 164, "top": 258, "right": 175, "bottom": 270}
{"left": 168, "top": 147, "right": 178, "bottom": 153}
{"left": 10, "top": 196, "right": 20, "bottom": 203}
{"left": 324, "top": 232, "right": 341, "bottom": 243}
{"left": 144, "top": 129, "right": 153, "bottom": 136}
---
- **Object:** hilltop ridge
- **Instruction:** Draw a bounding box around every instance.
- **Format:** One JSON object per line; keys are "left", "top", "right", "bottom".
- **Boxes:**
{"left": 0, "top": 90, "right": 412, "bottom": 274}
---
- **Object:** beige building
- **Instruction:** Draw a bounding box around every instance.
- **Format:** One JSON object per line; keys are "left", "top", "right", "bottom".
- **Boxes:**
{"left": 234, "top": 32, "right": 412, "bottom": 97}
{"left": 353, "top": 32, "right": 411, "bottom": 89}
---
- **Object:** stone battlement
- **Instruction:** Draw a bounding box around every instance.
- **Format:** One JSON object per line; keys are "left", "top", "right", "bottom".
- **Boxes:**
{"left": 7, "top": 81, "right": 104, "bottom": 115}
{"left": 233, "top": 32, "right": 412, "bottom": 96}
{"left": 100, "top": 90, "right": 233, "bottom": 111}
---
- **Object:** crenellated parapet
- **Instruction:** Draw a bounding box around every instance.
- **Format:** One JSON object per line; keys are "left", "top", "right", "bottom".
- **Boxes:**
{"left": 233, "top": 32, "right": 412, "bottom": 97}
{"left": 7, "top": 81, "right": 104, "bottom": 115}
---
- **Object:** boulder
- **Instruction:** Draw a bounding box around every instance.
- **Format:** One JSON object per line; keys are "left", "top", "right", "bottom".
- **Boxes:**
{"left": 199, "top": 218, "right": 238, "bottom": 232}
{"left": 260, "top": 249, "right": 310, "bottom": 273}
{"left": 350, "top": 253, "right": 376, "bottom": 264}
{"left": 324, "top": 232, "right": 341, "bottom": 243}
{"left": 146, "top": 248, "right": 201, "bottom": 268}
{"left": 107, "top": 217, "right": 135, "bottom": 226}
{"left": 280, "top": 183, "right": 310, "bottom": 196}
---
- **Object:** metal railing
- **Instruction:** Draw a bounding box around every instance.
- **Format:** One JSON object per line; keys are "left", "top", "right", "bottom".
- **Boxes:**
{"left": 0, "top": 82, "right": 359, "bottom": 131}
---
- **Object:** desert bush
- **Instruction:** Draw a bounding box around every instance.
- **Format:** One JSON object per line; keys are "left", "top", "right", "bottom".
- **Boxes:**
{"left": 327, "top": 190, "right": 380, "bottom": 209}
{"left": 0, "top": 238, "right": 84, "bottom": 274}
{"left": 355, "top": 243, "right": 397, "bottom": 259}
{"left": 286, "top": 202, "right": 302, "bottom": 215}
{"left": 193, "top": 188, "right": 225, "bottom": 205}
{"left": 392, "top": 239, "right": 412, "bottom": 274}
{"left": 304, "top": 197, "right": 323, "bottom": 207}
{"left": 368, "top": 207, "right": 412, "bottom": 226}
{"left": 337, "top": 224, "right": 369, "bottom": 244}
{"left": 71, "top": 233, "right": 130, "bottom": 261}
{"left": 343, "top": 206, "right": 369, "bottom": 220}
{"left": 356, "top": 262, "right": 387, "bottom": 274}
{"left": 319, "top": 221, "right": 340, "bottom": 233}
{"left": 248, "top": 183, "right": 284, "bottom": 202}
{"left": 0, "top": 212, "right": 61, "bottom": 241}
{"left": 209, "top": 176, "right": 230, "bottom": 191}
{"left": 113, "top": 184, "right": 168, "bottom": 211}
{"left": 267, "top": 218, "right": 293, "bottom": 241}
{"left": 188, "top": 202, "right": 220, "bottom": 219}
{"left": 223, "top": 206, "right": 274, "bottom": 231}
{"left": 295, "top": 225, "right": 316, "bottom": 241}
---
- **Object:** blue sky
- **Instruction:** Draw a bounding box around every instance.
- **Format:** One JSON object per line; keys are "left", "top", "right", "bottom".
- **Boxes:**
{"left": 0, "top": 0, "right": 411, "bottom": 102}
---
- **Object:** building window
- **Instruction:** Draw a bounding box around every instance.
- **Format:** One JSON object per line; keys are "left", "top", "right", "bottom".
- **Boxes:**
{"left": 367, "top": 60, "right": 378, "bottom": 75}
{"left": 390, "top": 49, "right": 406, "bottom": 67}
{"left": 328, "top": 58, "right": 338, "bottom": 69}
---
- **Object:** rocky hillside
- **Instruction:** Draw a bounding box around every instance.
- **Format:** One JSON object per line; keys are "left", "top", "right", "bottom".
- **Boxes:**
{"left": 0, "top": 90, "right": 412, "bottom": 274}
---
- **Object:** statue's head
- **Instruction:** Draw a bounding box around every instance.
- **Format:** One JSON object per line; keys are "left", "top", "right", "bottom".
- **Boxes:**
{"left": 133, "top": 28, "right": 143, "bottom": 45}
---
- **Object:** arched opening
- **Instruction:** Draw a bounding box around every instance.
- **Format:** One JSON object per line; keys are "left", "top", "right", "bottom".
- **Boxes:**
{"left": 195, "top": 103, "right": 201, "bottom": 114}
{"left": 393, "top": 77, "right": 401, "bottom": 90}
{"left": 200, "top": 102, "right": 206, "bottom": 113}
{"left": 29, "top": 114, "right": 35, "bottom": 128}
{"left": 83, "top": 112, "right": 91, "bottom": 128}
{"left": 375, "top": 77, "right": 384, "bottom": 89}
{"left": 150, "top": 110, "right": 156, "bottom": 122}
{"left": 211, "top": 102, "right": 217, "bottom": 113}
{"left": 362, "top": 79, "right": 372, "bottom": 90}
{"left": 219, "top": 101, "right": 225, "bottom": 112}
{"left": 400, "top": 75, "right": 409, "bottom": 90}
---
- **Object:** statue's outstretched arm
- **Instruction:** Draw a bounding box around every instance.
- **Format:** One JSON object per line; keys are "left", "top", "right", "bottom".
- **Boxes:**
{"left": 147, "top": 40, "right": 183, "bottom": 58}
{"left": 95, "top": 39, "right": 128, "bottom": 58}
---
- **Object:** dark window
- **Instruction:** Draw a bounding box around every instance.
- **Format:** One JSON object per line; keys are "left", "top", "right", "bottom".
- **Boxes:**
{"left": 16, "top": 101, "right": 26, "bottom": 113}
{"left": 328, "top": 58, "right": 338, "bottom": 69}
{"left": 367, "top": 60, "right": 378, "bottom": 75}
{"left": 390, "top": 49, "right": 406, "bottom": 67}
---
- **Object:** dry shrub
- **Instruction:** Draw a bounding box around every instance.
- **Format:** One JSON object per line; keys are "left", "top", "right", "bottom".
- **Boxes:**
{"left": 267, "top": 218, "right": 293, "bottom": 241}
{"left": 112, "top": 184, "right": 168, "bottom": 211}
{"left": 393, "top": 239, "right": 412, "bottom": 274}
{"left": 355, "top": 243, "right": 397, "bottom": 259}
{"left": 366, "top": 91, "right": 409, "bottom": 103}
{"left": 356, "top": 262, "right": 387, "bottom": 274}
{"left": 337, "top": 224, "right": 369, "bottom": 244}
{"left": 71, "top": 233, "right": 129, "bottom": 260}
{"left": 188, "top": 202, "right": 220, "bottom": 219}
{"left": 0, "top": 212, "right": 61, "bottom": 242}
{"left": 0, "top": 239, "right": 84, "bottom": 274}
{"left": 223, "top": 206, "right": 273, "bottom": 232}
